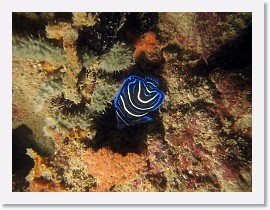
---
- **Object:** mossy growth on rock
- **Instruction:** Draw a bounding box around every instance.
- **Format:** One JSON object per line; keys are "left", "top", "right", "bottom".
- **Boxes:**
{"left": 35, "top": 75, "right": 64, "bottom": 112}
{"left": 88, "top": 79, "right": 120, "bottom": 114}
{"left": 12, "top": 38, "right": 67, "bottom": 66}
{"left": 81, "top": 50, "right": 98, "bottom": 70}
{"left": 99, "top": 42, "right": 134, "bottom": 73}
{"left": 36, "top": 76, "right": 64, "bottom": 100}
{"left": 44, "top": 110, "right": 94, "bottom": 135}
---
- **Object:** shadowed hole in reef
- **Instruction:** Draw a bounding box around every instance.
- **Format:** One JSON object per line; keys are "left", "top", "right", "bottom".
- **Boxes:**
{"left": 192, "top": 24, "right": 252, "bottom": 78}
{"left": 88, "top": 105, "right": 165, "bottom": 156}
{"left": 77, "top": 12, "right": 159, "bottom": 55}
{"left": 12, "top": 125, "right": 38, "bottom": 191}
{"left": 123, "top": 12, "right": 159, "bottom": 35}
{"left": 12, "top": 12, "right": 72, "bottom": 38}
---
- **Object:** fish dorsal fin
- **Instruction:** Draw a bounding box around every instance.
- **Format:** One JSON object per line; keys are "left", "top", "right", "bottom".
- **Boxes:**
{"left": 145, "top": 76, "right": 159, "bottom": 89}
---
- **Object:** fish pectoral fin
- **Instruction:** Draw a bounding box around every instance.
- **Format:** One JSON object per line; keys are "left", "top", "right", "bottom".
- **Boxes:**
{"left": 138, "top": 115, "right": 153, "bottom": 123}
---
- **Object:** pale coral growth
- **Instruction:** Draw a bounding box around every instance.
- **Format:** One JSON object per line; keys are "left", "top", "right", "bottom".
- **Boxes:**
{"left": 82, "top": 52, "right": 98, "bottom": 70}
{"left": 46, "top": 22, "right": 79, "bottom": 67}
{"left": 88, "top": 79, "right": 120, "bottom": 114}
{"left": 46, "top": 22, "right": 81, "bottom": 103}
{"left": 12, "top": 38, "right": 67, "bottom": 66}
{"left": 82, "top": 147, "right": 146, "bottom": 191}
{"left": 46, "top": 23, "right": 79, "bottom": 62}
{"left": 39, "top": 61, "right": 63, "bottom": 76}
{"left": 46, "top": 22, "right": 75, "bottom": 41}
{"left": 158, "top": 13, "right": 198, "bottom": 49}
{"left": 160, "top": 64, "right": 213, "bottom": 113}
{"left": 99, "top": 42, "right": 134, "bottom": 73}
{"left": 72, "top": 12, "right": 97, "bottom": 29}
{"left": 80, "top": 81, "right": 96, "bottom": 101}
{"left": 35, "top": 75, "right": 64, "bottom": 108}
{"left": 43, "top": 114, "right": 96, "bottom": 140}
{"left": 12, "top": 59, "right": 55, "bottom": 154}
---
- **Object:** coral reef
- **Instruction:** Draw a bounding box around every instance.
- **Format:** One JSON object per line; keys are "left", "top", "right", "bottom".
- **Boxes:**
{"left": 81, "top": 51, "right": 98, "bottom": 70}
{"left": 12, "top": 38, "right": 67, "bottom": 66}
{"left": 72, "top": 12, "right": 97, "bottom": 29}
{"left": 158, "top": 12, "right": 251, "bottom": 70}
{"left": 12, "top": 59, "right": 55, "bottom": 156}
{"left": 209, "top": 68, "right": 252, "bottom": 138}
{"left": 35, "top": 75, "right": 64, "bottom": 109}
{"left": 134, "top": 32, "right": 159, "bottom": 57}
{"left": 78, "top": 13, "right": 127, "bottom": 54}
{"left": 49, "top": 132, "right": 97, "bottom": 192}
{"left": 89, "top": 79, "right": 120, "bottom": 114}
{"left": 46, "top": 22, "right": 82, "bottom": 103}
{"left": 82, "top": 147, "right": 146, "bottom": 191}
{"left": 26, "top": 148, "right": 65, "bottom": 192}
{"left": 12, "top": 12, "right": 252, "bottom": 192}
{"left": 99, "top": 42, "right": 134, "bottom": 73}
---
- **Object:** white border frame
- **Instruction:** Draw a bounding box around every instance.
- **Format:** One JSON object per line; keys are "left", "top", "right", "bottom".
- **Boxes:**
{"left": 0, "top": 0, "right": 264, "bottom": 205}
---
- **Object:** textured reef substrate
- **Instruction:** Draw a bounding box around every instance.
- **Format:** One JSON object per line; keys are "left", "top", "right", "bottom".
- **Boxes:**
{"left": 12, "top": 12, "right": 252, "bottom": 192}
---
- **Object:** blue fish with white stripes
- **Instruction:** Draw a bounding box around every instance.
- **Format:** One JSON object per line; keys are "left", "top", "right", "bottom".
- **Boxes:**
{"left": 114, "top": 75, "right": 165, "bottom": 129}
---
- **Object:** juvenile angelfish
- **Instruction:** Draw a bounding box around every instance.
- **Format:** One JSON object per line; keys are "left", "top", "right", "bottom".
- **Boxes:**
{"left": 114, "top": 75, "right": 165, "bottom": 129}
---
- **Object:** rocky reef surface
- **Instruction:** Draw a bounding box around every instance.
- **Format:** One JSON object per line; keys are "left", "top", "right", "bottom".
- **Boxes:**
{"left": 12, "top": 12, "right": 252, "bottom": 192}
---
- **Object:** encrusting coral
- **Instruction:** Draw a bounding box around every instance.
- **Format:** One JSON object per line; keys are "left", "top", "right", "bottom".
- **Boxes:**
{"left": 88, "top": 78, "right": 120, "bottom": 114}
{"left": 35, "top": 75, "right": 64, "bottom": 110}
{"left": 81, "top": 51, "right": 98, "bottom": 70}
{"left": 134, "top": 32, "right": 159, "bottom": 57}
{"left": 12, "top": 59, "right": 55, "bottom": 156}
{"left": 99, "top": 42, "right": 134, "bottom": 73}
{"left": 12, "top": 38, "right": 67, "bottom": 66}
{"left": 72, "top": 12, "right": 98, "bottom": 29}
{"left": 26, "top": 148, "right": 65, "bottom": 192}
{"left": 12, "top": 12, "right": 252, "bottom": 192}
{"left": 158, "top": 12, "right": 251, "bottom": 68}
{"left": 82, "top": 147, "right": 146, "bottom": 191}
{"left": 46, "top": 22, "right": 82, "bottom": 104}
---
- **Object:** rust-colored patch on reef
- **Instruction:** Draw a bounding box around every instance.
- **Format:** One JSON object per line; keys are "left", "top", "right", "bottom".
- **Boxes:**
{"left": 12, "top": 104, "right": 27, "bottom": 122}
{"left": 135, "top": 32, "right": 159, "bottom": 57}
{"left": 82, "top": 147, "right": 146, "bottom": 191}
{"left": 26, "top": 148, "right": 66, "bottom": 192}
{"left": 28, "top": 178, "right": 65, "bottom": 192}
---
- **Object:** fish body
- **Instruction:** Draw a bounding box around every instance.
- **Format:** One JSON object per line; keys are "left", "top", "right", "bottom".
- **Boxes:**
{"left": 114, "top": 75, "right": 165, "bottom": 129}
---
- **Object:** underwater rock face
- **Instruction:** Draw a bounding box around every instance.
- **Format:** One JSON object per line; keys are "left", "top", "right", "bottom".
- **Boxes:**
{"left": 12, "top": 12, "right": 252, "bottom": 192}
